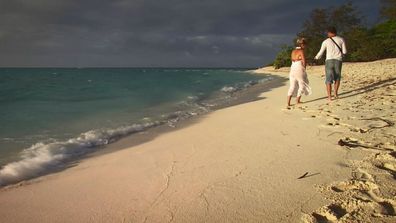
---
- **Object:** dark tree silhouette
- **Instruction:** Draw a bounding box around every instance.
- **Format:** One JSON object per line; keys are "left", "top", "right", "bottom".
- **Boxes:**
{"left": 381, "top": 0, "right": 396, "bottom": 19}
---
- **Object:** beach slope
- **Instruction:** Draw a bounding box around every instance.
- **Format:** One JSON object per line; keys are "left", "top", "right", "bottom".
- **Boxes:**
{"left": 1, "top": 59, "right": 395, "bottom": 222}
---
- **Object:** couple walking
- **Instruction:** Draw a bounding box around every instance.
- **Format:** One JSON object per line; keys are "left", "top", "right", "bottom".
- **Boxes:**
{"left": 287, "top": 26, "right": 347, "bottom": 107}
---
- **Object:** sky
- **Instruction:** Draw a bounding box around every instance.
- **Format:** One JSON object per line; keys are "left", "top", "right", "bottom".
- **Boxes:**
{"left": 0, "top": 0, "right": 380, "bottom": 67}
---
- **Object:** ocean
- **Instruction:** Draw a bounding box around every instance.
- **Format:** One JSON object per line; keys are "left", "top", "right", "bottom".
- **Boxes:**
{"left": 0, "top": 68, "right": 271, "bottom": 186}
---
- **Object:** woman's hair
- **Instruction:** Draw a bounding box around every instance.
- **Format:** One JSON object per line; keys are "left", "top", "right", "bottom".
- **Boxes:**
{"left": 296, "top": 38, "right": 307, "bottom": 47}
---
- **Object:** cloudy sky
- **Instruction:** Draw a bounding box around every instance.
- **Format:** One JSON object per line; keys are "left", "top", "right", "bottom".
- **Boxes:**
{"left": 0, "top": 0, "right": 380, "bottom": 67}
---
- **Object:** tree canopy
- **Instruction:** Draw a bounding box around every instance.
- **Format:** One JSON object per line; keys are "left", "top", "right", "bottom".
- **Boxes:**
{"left": 272, "top": 2, "right": 396, "bottom": 69}
{"left": 381, "top": 0, "right": 396, "bottom": 19}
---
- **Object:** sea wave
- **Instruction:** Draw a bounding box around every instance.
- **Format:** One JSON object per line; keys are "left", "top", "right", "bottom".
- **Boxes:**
{"left": 0, "top": 122, "right": 159, "bottom": 186}
{"left": 0, "top": 106, "right": 211, "bottom": 186}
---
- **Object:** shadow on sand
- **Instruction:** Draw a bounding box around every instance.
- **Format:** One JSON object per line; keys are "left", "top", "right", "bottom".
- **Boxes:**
{"left": 303, "top": 77, "right": 396, "bottom": 104}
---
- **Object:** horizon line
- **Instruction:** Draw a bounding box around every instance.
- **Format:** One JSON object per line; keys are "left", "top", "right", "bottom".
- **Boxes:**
{"left": 0, "top": 66, "right": 258, "bottom": 69}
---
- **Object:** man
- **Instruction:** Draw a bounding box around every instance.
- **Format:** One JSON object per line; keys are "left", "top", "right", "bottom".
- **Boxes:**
{"left": 315, "top": 26, "right": 347, "bottom": 101}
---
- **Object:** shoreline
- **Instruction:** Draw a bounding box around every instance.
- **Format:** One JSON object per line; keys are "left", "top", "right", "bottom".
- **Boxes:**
{"left": 83, "top": 74, "right": 288, "bottom": 173}
{"left": 0, "top": 59, "right": 395, "bottom": 222}
{"left": 94, "top": 74, "right": 286, "bottom": 151}
{"left": 0, "top": 73, "right": 285, "bottom": 187}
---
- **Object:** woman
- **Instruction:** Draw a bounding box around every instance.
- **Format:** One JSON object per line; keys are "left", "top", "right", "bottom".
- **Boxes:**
{"left": 287, "top": 38, "right": 312, "bottom": 107}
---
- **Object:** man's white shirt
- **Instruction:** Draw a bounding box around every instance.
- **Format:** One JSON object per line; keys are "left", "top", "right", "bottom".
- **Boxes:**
{"left": 315, "top": 36, "right": 347, "bottom": 61}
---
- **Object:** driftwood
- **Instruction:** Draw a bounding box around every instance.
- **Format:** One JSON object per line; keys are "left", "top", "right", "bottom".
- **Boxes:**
{"left": 360, "top": 117, "right": 395, "bottom": 132}
{"left": 338, "top": 138, "right": 394, "bottom": 152}
{"left": 297, "top": 172, "right": 309, "bottom": 179}
{"left": 297, "top": 172, "right": 320, "bottom": 179}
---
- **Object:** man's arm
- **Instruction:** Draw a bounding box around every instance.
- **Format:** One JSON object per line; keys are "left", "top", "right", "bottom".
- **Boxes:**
{"left": 341, "top": 39, "right": 347, "bottom": 55}
{"left": 315, "top": 41, "right": 326, "bottom": 60}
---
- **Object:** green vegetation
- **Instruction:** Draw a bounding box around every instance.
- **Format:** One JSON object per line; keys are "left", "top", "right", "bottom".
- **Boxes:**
{"left": 272, "top": 0, "right": 396, "bottom": 69}
{"left": 273, "top": 45, "right": 293, "bottom": 69}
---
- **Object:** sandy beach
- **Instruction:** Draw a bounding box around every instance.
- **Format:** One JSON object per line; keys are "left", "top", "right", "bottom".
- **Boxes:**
{"left": 1, "top": 59, "right": 395, "bottom": 222}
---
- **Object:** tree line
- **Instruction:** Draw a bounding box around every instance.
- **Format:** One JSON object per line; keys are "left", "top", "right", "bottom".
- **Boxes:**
{"left": 271, "top": 0, "right": 396, "bottom": 69}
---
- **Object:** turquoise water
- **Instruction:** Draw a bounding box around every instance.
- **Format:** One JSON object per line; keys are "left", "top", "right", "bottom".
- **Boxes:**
{"left": 0, "top": 68, "right": 268, "bottom": 185}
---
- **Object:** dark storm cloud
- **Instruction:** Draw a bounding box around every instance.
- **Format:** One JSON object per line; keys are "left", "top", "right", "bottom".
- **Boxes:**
{"left": 0, "top": 0, "right": 379, "bottom": 67}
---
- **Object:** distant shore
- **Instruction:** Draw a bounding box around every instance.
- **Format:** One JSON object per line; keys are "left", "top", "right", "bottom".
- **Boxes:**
{"left": 0, "top": 59, "right": 395, "bottom": 222}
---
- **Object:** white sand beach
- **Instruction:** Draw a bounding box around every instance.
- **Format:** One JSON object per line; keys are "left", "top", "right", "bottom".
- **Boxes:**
{"left": 0, "top": 59, "right": 395, "bottom": 222}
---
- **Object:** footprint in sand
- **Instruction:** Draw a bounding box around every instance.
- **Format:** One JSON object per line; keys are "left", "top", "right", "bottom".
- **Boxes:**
{"left": 317, "top": 204, "right": 347, "bottom": 221}
{"left": 296, "top": 105, "right": 308, "bottom": 111}
{"left": 364, "top": 189, "right": 396, "bottom": 217}
{"left": 373, "top": 152, "right": 396, "bottom": 179}
{"left": 331, "top": 181, "right": 359, "bottom": 192}
{"left": 378, "top": 162, "right": 396, "bottom": 172}
{"left": 376, "top": 162, "right": 396, "bottom": 179}
{"left": 306, "top": 168, "right": 396, "bottom": 222}
{"left": 324, "top": 121, "right": 340, "bottom": 127}
{"left": 302, "top": 204, "right": 347, "bottom": 223}
{"left": 371, "top": 201, "right": 396, "bottom": 217}
{"left": 351, "top": 168, "right": 375, "bottom": 182}
{"left": 349, "top": 127, "right": 369, "bottom": 133}
{"left": 330, "top": 177, "right": 377, "bottom": 193}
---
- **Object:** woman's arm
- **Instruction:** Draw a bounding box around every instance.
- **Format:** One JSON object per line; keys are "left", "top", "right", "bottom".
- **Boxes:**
{"left": 290, "top": 50, "right": 295, "bottom": 61}
{"left": 301, "top": 50, "right": 306, "bottom": 68}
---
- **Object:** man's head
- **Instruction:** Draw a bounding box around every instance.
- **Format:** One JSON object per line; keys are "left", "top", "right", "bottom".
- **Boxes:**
{"left": 327, "top": 26, "right": 337, "bottom": 37}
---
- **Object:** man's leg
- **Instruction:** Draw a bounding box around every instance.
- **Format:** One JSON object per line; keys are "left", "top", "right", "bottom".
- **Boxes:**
{"left": 334, "top": 80, "right": 340, "bottom": 98}
{"left": 334, "top": 60, "right": 342, "bottom": 98}
{"left": 326, "top": 83, "right": 332, "bottom": 101}
{"left": 325, "top": 60, "right": 334, "bottom": 101}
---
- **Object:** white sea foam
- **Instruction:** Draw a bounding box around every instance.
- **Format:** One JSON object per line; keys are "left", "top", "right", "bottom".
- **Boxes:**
{"left": 0, "top": 122, "right": 158, "bottom": 186}
{"left": 0, "top": 103, "right": 209, "bottom": 186}
{"left": 221, "top": 86, "right": 237, "bottom": 93}
{"left": 187, "top": 95, "right": 198, "bottom": 100}
{"left": 221, "top": 77, "right": 271, "bottom": 94}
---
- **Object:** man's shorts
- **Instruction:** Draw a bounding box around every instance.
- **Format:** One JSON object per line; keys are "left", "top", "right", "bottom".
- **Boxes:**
{"left": 325, "top": 59, "right": 342, "bottom": 84}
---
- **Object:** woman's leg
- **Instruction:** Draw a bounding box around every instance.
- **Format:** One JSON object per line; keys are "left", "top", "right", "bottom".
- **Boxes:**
{"left": 296, "top": 80, "right": 305, "bottom": 104}
{"left": 287, "top": 95, "right": 292, "bottom": 106}
{"left": 296, "top": 96, "right": 302, "bottom": 104}
{"left": 287, "top": 77, "right": 297, "bottom": 106}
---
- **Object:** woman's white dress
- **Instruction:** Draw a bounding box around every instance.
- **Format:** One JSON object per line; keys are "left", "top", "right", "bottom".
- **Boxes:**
{"left": 287, "top": 60, "right": 312, "bottom": 97}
